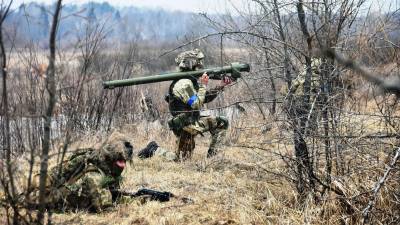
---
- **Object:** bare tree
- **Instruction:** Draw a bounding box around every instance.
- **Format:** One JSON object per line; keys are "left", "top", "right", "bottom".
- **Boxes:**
{"left": 0, "top": 1, "right": 21, "bottom": 224}
{"left": 37, "top": 0, "right": 62, "bottom": 223}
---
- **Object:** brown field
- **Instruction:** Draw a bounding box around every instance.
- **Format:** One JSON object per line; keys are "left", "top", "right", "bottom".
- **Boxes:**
{"left": 49, "top": 124, "right": 298, "bottom": 225}
{"left": 2, "top": 106, "right": 395, "bottom": 225}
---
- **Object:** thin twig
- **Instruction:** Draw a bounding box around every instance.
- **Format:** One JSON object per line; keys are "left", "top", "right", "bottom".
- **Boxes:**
{"left": 362, "top": 147, "right": 400, "bottom": 224}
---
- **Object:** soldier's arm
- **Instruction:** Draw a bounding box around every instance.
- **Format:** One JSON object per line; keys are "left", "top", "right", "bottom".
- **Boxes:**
{"left": 289, "top": 73, "right": 304, "bottom": 94}
{"left": 190, "top": 73, "right": 209, "bottom": 108}
{"left": 173, "top": 76, "right": 207, "bottom": 110}
{"left": 290, "top": 80, "right": 300, "bottom": 93}
{"left": 185, "top": 83, "right": 206, "bottom": 109}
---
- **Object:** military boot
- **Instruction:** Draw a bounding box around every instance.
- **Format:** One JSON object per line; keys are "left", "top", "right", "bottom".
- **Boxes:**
{"left": 138, "top": 141, "right": 159, "bottom": 159}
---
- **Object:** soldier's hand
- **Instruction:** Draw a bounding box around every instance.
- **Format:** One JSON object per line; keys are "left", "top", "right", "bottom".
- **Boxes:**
{"left": 215, "top": 76, "right": 233, "bottom": 90}
{"left": 221, "top": 76, "right": 233, "bottom": 86}
{"left": 200, "top": 72, "right": 209, "bottom": 85}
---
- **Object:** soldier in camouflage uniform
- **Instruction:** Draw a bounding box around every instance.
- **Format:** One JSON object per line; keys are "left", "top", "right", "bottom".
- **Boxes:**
{"left": 286, "top": 58, "right": 321, "bottom": 96}
{"left": 165, "top": 49, "right": 231, "bottom": 160}
{"left": 26, "top": 131, "right": 133, "bottom": 212}
{"left": 281, "top": 58, "right": 322, "bottom": 131}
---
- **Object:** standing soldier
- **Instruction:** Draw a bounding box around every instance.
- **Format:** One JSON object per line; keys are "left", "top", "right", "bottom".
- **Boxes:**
{"left": 286, "top": 58, "right": 321, "bottom": 97}
{"left": 280, "top": 57, "right": 322, "bottom": 131}
{"left": 165, "top": 49, "right": 231, "bottom": 160}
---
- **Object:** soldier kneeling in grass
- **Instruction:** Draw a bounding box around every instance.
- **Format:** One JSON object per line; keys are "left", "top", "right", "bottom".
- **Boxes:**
{"left": 138, "top": 49, "right": 232, "bottom": 161}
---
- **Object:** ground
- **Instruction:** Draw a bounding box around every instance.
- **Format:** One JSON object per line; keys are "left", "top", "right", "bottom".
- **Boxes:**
{"left": 46, "top": 122, "right": 299, "bottom": 225}
{"left": 3, "top": 110, "right": 396, "bottom": 225}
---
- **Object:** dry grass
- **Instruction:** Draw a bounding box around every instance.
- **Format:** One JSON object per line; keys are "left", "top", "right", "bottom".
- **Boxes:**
{"left": 51, "top": 121, "right": 288, "bottom": 225}
{"left": 49, "top": 148, "right": 300, "bottom": 225}
{"left": 43, "top": 122, "right": 354, "bottom": 224}
{"left": 2, "top": 106, "right": 399, "bottom": 225}
{"left": 1, "top": 119, "right": 299, "bottom": 225}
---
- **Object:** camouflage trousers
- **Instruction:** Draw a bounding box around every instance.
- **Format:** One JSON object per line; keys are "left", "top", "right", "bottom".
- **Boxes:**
{"left": 169, "top": 115, "right": 229, "bottom": 160}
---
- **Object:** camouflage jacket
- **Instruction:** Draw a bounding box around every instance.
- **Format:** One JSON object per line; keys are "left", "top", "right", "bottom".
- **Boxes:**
{"left": 281, "top": 58, "right": 321, "bottom": 97}
{"left": 166, "top": 78, "right": 220, "bottom": 117}
{"left": 166, "top": 78, "right": 221, "bottom": 133}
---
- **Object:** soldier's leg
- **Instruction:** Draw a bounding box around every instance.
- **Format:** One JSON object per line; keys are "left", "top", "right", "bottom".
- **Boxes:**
{"left": 177, "top": 131, "right": 195, "bottom": 160}
{"left": 167, "top": 114, "right": 198, "bottom": 160}
{"left": 138, "top": 141, "right": 177, "bottom": 161}
{"left": 24, "top": 173, "right": 62, "bottom": 210}
{"left": 153, "top": 146, "right": 178, "bottom": 161}
{"left": 196, "top": 116, "right": 229, "bottom": 158}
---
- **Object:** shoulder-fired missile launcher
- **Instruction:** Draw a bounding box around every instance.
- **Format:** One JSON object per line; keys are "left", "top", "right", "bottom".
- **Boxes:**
{"left": 103, "top": 62, "right": 250, "bottom": 89}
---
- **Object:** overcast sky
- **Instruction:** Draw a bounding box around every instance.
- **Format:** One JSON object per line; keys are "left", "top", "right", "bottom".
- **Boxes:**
{"left": 10, "top": 0, "right": 398, "bottom": 13}
{"left": 11, "top": 0, "right": 243, "bottom": 13}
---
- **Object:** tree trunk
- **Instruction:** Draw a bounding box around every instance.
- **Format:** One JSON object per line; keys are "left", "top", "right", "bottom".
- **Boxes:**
{"left": 0, "top": 1, "right": 18, "bottom": 223}
{"left": 37, "top": 1, "right": 62, "bottom": 223}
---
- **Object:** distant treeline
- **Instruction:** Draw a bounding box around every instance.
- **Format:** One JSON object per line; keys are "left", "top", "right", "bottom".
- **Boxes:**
{"left": 4, "top": 2, "right": 211, "bottom": 48}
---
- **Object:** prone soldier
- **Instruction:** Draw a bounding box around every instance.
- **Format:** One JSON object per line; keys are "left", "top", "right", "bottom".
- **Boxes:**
{"left": 25, "top": 131, "right": 133, "bottom": 212}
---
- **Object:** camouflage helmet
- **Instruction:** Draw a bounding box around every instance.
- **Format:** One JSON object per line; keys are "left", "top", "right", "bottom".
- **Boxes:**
{"left": 175, "top": 49, "right": 205, "bottom": 71}
{"left": 99, "top": 131, "right": 134, "bottom": 175}
{"left": 100, "top": 131, "right": 133, "bottom": 161}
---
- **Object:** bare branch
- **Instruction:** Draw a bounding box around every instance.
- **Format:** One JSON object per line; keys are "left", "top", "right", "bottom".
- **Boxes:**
{"left": 322, "top": 48, "right": 400, "bottom": 96}
{"left": 362, "top": 147, "right": 400, "bottom": 224}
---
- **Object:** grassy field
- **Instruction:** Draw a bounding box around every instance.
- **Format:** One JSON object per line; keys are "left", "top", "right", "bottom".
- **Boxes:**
{"left": 50, "top": 139, "right": 298, "bottom": 225}
{"left": 45, "top": 120, "right": 337, "bottom": 225}
{"left": 1, "top": 102, "right": 398, "bottom": 225}
{"left": 4, "top": 120, "right": 298, "bottom": 225}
